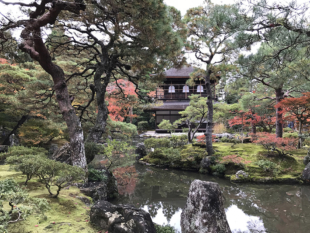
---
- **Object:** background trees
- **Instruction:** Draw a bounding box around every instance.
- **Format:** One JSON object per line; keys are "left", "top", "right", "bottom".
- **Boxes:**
{"left": 276, "top": 93, "right": 310, "bottom": 148}
{"left": 238, "top": 44, "right": 310, "bottom": 137}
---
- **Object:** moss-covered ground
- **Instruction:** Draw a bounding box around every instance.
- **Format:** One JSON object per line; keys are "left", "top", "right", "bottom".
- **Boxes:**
{"left": 142, "top": 142, "right": 307, "bottom": 184}
{"left": 0, "top": 165, "right": 101, "bottom": 233}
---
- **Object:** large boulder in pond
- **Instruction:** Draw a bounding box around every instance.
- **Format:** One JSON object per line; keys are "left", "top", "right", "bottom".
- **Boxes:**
{"left": 181, "top": 180, "right": 231, "bottom": 233}
{"left": 135, "top": 142, "right": 147, "bottom": 161}
{"left": 304, "top": 155, "right": 310, "bottom": 166}
{"left": 302, "top": 162, "right": 310, "bottom": 183}
{"left": 50, "top": 143, "right": 72, "bottom": 165}
{"left": 90, "top": 200, "right": 156, "bottom": 233}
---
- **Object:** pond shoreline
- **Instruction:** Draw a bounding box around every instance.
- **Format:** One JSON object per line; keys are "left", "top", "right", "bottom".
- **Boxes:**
{"left": 138, "top": 160, "right": 304, "bottom": 185}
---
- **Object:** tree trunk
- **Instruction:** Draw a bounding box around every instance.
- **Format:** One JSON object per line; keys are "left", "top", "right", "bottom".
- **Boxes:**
{"left": 204, "top": 71, "right": 214, "bottom": 156}
{"left": 24, "top": 33, "right": 87, "bottom": 171}
{"left": 7, "top": 0, "right": 88, "bottom": 171}
{"left": 275, "top": 88, "right": 284, "bottom": 138}
{"left": 2, "top": 115, "right": 29, "bottom": 145}
{"left": 298, "top": 120, "right": 302, "bottom": 149}
{"left": 86, "top": 65, "right": 110, "bottom": 143}
{"left": 251, "top": 121, "right": 256, "bottom": 134}
{"left": 50, "top": 65, "right": 87, "bottom": 171}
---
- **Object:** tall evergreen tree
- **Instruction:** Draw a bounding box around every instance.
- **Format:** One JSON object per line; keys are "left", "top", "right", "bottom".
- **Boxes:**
{"left": 184, "top": 1, "right": 246, "bottom": 155}
{"left": 0, "top": 0, "right": 88, "bottom": 171}
{"left": 48, "top": 0, "right": 186, "bottom": 143}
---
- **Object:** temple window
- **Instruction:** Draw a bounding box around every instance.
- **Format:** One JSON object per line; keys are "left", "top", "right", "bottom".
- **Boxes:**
{"left": 168, "top": 86, "right": 175, "bottom": 93}
{"left": 183, "top": 85, "right": 189, "bottom": 93}
{"left": 197, "top": 85, "right": 204, "bottom": 93}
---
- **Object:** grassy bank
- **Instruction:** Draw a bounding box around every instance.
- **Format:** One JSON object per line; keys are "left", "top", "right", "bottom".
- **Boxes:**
{"left": 0, "top": 165, "right": 100, "bottom": 233}
{"left": 141, "top": 141, "right": 307, "bottom": 184}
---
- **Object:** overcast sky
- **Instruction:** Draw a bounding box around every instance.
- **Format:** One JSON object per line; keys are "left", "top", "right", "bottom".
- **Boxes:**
{"left": 164, "top": 0, "right": 309, "bottom": 15}
{"left": 164, "top": 0, "right": 236, "bottom": 15}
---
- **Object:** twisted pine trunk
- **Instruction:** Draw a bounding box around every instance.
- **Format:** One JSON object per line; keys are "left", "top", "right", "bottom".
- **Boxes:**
{"left": 48, "top": 64, "right": 87, "bottom": 171}
{"left": 86, "top": 64, "right": 110, "bottom": 143}
{"left": 205, "top": 71, "right": 214, "bottom": 156}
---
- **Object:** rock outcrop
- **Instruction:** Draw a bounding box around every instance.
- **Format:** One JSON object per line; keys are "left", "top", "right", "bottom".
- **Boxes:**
{"left": 80, "top": 167, "right": 118, "bottom": 201}
{"left": 181, "top": 180, "right": 231, "bottom": 233}
{"left": 304, "top": 155, "right": 310, "bottom": 166}
{"left": 199, "top": 157, "right": 212, "bottom": 174}
{"left": 50, "top": 143, "right": 72, "bottom": 165}
{"left": 9, "top": 134, "right": 19, "bottom": 146}
{"left": 302, "top": 162, "right": 310, "bottom": 183}
{"left": 0, "top": 145, "right": 8, "bottom": 153}
{"left": 235, "top": 170, "right": 249, "bottom": 179}
{"left": 135, "top": 143, "right": 147, "bottom": 161}
{"left": 90, "top": 200, "right": 156, "bottom": 233}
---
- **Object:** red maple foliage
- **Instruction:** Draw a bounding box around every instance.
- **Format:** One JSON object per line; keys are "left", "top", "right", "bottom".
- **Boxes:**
{"left": 252, "top": 132, "right": 297, "bottom": 156}
{"left": 0, "top": 58, "right": 8, "bottom": 64}
{"left": 113, "top": 166, "right": 138, "bottom": 196}
{"left": 220, "top": 154, "right": 251, "bottom": 165}
{"left": 197, "top": 134, "right": 216, "bottom": 144}
{"left": 275, "top": 93, "right": 310, "bottom": 130}
{"left": 228, "top": 110, "right": 276, "bottom": 133}
{"left": 106, "top": 79, "right": 138, "bottom": 121}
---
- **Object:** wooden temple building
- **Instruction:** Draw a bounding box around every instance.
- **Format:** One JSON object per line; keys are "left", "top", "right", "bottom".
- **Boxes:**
{"left": 148, "top": 66, "right": 219, "bottom": 133}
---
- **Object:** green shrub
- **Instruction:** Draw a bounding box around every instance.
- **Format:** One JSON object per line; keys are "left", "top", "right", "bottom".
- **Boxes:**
{"left": 210, "top": 156, "right": 216, "bottom": 164}
{"left": 149, "top": 149, "right": 166, "bottom": 159}
{"left": 256, "top": 160, "right": 281, "bottom": 177}
{"left": 303, "top": 137, "right": 310, "bottom": 146}
{"left": 137, "top": 121, "right": 149, "bottom": 131}
{"left": 7, "top": 146, "right": 47, "bottom": 157}
{"left": 220, "top": 137, "right": 230, "bottom": 143}
{"left": 170, "top": 135, "right": 188, "bottom": 148}
{"left": 165, "top": 148, "right": 181, "bottom": 162}
{"left": 85, "top": 142, "right": 102, "bottom": 164}
{"left": 37, "top": 160, "right": 85, "bottom": 197}
{"left": 145, "top": 136, "right": 187, "bottom": 151}
{"left": 144, "top": 138, "right": 170, "bottom": 149}
{"left": 6, "top": 154, "right": 46, "bottom": 185}
{"left": 155, "top": 224, "right": 177, "bottom": 233}
{"left": 7, "top": 155, "right": 85, "bottom": 197}
{"left": 88, "top": 167, "right": 107, "bottom": 182}
{"left": 283, "top": 127, "right": 294, "bottom": 132}
{"left": 211, "top": 164, "right": 226, "bottom": 174}
{"left": 0, "top": 179, "right": 50, "bottom": 233}
{"left": 283, "top": 132, "right": 298, "bottom": 138}
{"left": 180, "top": 144, "right": 206, "bottom": 162}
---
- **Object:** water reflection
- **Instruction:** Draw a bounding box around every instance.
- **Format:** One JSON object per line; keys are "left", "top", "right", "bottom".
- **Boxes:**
{"left": 226, "top": 205, "right": 265, "bottom": 233}
{"left": 143, "top": 203, "right": 182, "bottom": 233}
{"left": 110, "top": 163, "right": 310, "bottom": 233}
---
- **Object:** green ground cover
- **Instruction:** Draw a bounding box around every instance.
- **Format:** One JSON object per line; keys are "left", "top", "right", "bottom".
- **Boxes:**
{"left": 142, "top": 141, "right": 307, "bottom": 183}
{"left": 0, "top": 165, "right": 99, "bottom": 233}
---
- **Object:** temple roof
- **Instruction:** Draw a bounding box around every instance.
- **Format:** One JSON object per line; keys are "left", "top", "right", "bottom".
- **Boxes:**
{"left": 164, "top": 66, "right": 195, "bottom": 78}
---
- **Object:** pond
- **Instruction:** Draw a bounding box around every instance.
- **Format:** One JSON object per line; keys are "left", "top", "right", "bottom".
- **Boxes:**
{"left": 110, "top": 163, "right": 310, "bottom": 233}
{"left": 95, "top": 138, "right": 310, "bottom": 233}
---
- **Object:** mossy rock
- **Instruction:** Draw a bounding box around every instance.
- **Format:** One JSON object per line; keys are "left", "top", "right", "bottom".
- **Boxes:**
{"left": 230, "top": 174, "right": 251, "bottom": 183}
{"left": 223, "top": 162, "right": 244, "bottom": 175}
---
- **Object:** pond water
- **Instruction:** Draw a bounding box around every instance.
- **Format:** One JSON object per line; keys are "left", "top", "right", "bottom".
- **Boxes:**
{"left": 98, "top": 139, "right": 310, "bottom": 233}
{"left": 110, "top": 163, "right": 310, "bottom": 233}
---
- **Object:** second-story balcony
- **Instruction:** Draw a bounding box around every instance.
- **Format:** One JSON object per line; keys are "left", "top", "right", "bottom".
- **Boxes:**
{"left": 156, "top": 84, "right": 215, "bottom": 100}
